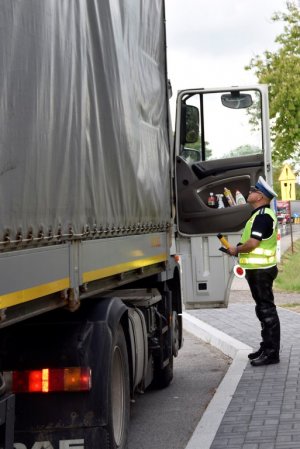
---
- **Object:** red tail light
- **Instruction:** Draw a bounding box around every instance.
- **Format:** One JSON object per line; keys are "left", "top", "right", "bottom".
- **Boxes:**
{"left": 5, "top": 367, "right": 91, "bottom": 393}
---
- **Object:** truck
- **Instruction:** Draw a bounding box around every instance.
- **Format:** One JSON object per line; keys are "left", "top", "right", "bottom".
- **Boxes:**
{"left": 0, "top": 1, "right": 274, "bottom": 448}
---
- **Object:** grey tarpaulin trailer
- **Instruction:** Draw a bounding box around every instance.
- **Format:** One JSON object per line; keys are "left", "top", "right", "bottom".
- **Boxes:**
{"left": 0, "top": 1, "right": 273, "bottom": 448}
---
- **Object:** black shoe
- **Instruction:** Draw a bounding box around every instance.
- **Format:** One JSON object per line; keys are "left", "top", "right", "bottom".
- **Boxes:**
{"left": 248, "top": 347, "right": 264, "bottom": 360}
{"left": 250, "top": 352, "right": 280, "bottom": 367}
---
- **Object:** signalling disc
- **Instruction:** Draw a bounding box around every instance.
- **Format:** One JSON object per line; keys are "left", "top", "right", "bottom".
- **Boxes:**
{"left": 233, "top": 264, "right": 245, "bottom": 278}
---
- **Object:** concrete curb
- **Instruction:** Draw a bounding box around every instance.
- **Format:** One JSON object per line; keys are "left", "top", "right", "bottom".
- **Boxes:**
{"left": 183, "top": 312, "right": 252, "bottom": 449}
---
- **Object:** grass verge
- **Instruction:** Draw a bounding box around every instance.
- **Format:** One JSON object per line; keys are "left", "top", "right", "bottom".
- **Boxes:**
{"left": 275, "top": 240, "right": 300, "bottom": 292}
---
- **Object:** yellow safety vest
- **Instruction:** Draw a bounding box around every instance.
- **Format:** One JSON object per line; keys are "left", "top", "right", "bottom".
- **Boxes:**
{"left": 239, "top": 208, "right": 277, "bottom": 269}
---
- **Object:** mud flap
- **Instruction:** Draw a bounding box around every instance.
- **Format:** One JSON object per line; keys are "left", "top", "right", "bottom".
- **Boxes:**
{"left": 0, "top": 393, "right": 15, "bottom": 449}
{"left": 0, "top": 297, "right": 128, "bottom": 448}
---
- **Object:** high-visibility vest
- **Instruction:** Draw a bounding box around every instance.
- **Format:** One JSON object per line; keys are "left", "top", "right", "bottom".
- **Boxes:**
{"left": 239, "top": 208, "right": 277, "bottom": 269}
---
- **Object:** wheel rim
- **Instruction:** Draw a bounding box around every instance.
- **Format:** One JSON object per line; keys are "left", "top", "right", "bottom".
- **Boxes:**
{"left": 112, "top": 346, "right": 125, "bottom": 446}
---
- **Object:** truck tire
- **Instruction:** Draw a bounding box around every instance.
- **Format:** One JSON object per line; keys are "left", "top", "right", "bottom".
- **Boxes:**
{"left": 152, "top": 356, "right": 173, "bottom": 389}
{"left": 152, "top": 310, "right": 178, "bottom": 389}
{"left": 107, "top": 325, "right": 130, "bottom": 449}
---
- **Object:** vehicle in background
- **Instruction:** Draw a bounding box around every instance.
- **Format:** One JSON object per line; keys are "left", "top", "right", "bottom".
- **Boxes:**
{"left": 276, "top": 200, "right": 300, "bottom": 224}
{"left": 291, "top": 200, "right": 300, "bottom": 222}
{"left": 276, "top": 200, "right": 291, "bottom": 224}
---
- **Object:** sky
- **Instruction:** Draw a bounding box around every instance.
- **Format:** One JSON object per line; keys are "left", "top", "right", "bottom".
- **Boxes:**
{"left": 165, "top": 0, "right": 288, "bottom": 122}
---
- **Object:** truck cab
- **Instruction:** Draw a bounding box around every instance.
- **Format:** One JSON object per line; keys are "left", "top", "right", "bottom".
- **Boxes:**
{"left": 174, "top": 85, "right": 273, "bottom": 308}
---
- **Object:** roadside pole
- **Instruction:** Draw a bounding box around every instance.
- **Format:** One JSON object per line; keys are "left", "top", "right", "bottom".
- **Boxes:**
{"left": 290, "top": 220, "right": 294, "bottom": 253}
{"left": 276, "top": 228, "right": 281, "bottom": 263}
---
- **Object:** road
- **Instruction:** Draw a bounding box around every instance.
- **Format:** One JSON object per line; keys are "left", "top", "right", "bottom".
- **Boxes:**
{"left": 128, "top": 330, "right": 230, "bottom": 449}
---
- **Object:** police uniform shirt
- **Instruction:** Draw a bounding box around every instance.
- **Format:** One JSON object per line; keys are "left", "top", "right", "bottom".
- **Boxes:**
{"left": 250, "top": 206, "right": 274, "bottom": 241}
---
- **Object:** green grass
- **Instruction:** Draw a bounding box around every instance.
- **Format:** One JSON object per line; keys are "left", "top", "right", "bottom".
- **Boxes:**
{"left": 280, "top": 303, "right": 300, "bottom": 309}
{"left": 275, "top": 240, "right": 300, "bottom": 292}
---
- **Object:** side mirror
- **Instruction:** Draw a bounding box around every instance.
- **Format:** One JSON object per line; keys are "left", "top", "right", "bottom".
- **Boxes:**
{"left": 180, "top": 104, "right": 199, "bottom": 144}
{"left": 221, "top": 92, "right": 253, "bottom": 109}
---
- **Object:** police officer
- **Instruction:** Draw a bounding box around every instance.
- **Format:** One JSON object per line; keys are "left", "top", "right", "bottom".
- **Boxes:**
{"left": 228, "top": 176, "right": 280, "bottom": 366}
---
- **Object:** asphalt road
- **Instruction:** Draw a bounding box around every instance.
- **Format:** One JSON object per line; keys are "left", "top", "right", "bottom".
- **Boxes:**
{"left": 128, "top": 330, "right": 230, "bottom": 449}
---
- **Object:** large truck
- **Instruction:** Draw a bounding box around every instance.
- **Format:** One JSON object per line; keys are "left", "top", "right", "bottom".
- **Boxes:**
{"left": 0, "top": 1, "right": 274, "bottom": 448}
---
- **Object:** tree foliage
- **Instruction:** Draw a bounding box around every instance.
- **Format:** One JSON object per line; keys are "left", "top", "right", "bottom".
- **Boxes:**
{"left": 245, "top": 2, "right": 300, "bottom": 163}
{"left": 223, "top": 144, "right": 262, "bottom": 159}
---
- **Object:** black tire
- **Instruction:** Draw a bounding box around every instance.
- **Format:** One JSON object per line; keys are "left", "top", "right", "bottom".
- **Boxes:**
{"left": 152, "top": 355, "right": 174, "bottom": 389}
{"left": 107, "top": 325, "right": 130, "bottom": 449}
{"left": 152, "top": 311, "right": 178, "bottom": 389}
{"left": 151, "top": 285, "right": 176, "bottom": 390}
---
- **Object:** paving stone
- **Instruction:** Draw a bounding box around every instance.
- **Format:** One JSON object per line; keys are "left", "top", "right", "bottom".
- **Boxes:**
{"left": 241, "top": 444, "right": 259, "bottom": 449}
{"left": 189, "top": 292, "right": 300, "bottom": 449}
{"left": 276, "top": 435, "right": 292, "bottom": 443}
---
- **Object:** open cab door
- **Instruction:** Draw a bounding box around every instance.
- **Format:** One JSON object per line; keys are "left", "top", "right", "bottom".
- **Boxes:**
{"left": 174, "top": 85, "right": 273, "bottom": 309}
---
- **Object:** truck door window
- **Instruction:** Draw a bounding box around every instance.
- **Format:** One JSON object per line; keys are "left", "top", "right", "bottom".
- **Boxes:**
{"left": 180, "top": 89, "right": 263, "bottom": 163}
{"left": 176, "top": 86, "right": 269, "bottom": 235}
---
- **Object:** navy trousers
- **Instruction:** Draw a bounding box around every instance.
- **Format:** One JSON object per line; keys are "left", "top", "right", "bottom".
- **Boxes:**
{"left": 245, "top": 266, "right": 280, "bottom": 354}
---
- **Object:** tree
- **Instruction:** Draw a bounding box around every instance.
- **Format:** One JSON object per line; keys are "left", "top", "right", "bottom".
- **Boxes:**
{"left": 245, "top": 2, "right": 300, "bottom": 163}
{"left": 184, "top": 137, "right": 213, "bottom": 160}
{"left": 223, "top": 144, "right": 262, "bottom": 159}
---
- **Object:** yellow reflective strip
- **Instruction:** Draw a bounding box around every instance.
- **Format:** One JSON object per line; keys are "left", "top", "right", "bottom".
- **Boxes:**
{"left": 264, "top": 250, "right": 274, "bottom": 256}
{"left": 0, "top": 278, "right": 70, "bottom": 309}
{"left": 83, "top": 253, "right": 167, "bottom": 283}
{"left": 252, "top": 248, "right": 274, "bottom": 256}
{"left": 239, "top": 257, "right": 276, "bottom": 264}
{"left": 242, "top": 258, "right": 266, "bottom": 264}
{"left": 253, "top": 248, "right": 264, "bottom": 255}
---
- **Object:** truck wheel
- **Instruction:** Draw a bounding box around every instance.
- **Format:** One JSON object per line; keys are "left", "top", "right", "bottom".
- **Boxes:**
{"left": 153, "top": 310, "right": 178, "bottom": 389}
{"left": 107, "top": 325, "right": 130, "bottom": 449}
{"left": 152, "top": 356, "right": 173, "bottom": 389}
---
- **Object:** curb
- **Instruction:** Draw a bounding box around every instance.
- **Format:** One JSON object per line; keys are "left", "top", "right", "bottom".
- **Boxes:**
{"left": 183, "top": 312, "right": 252, "bottom": 449}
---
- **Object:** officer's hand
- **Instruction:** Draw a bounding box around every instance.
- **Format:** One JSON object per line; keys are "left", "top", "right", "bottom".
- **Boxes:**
{"left": 227, "top": 245, "right": 238, "bottom": 256}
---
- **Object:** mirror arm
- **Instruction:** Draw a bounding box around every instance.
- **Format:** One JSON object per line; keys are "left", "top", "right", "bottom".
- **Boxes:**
{"left": 180, "top": 103, "right": 187, "bottom": 145}
{"left": 200, "top": 95, "right": 205, "bottom": 161}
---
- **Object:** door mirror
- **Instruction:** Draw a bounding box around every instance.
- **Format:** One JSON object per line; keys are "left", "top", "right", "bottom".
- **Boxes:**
{"left": 221, "top": 92, "right": 253, "bottom": 109}
{"left": 181, "top": 104, "right": 199, "bottom": 144}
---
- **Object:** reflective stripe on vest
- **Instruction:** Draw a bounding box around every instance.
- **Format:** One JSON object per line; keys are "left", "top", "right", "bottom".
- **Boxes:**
{"left": 239, "top": 207, "right": 277, "bottom": 269}
{"left": 248, "top": 247, "right": 274, "bottom": 256}
{"left": 239, "top": 256, "right": 276, "bottom": 265}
